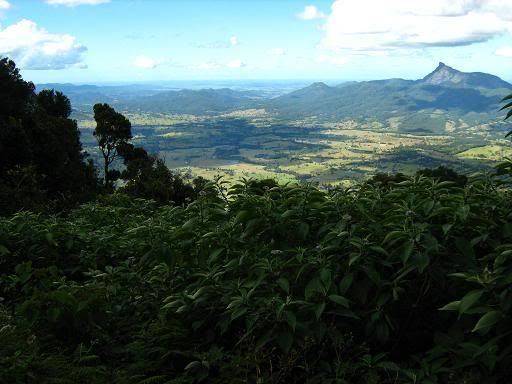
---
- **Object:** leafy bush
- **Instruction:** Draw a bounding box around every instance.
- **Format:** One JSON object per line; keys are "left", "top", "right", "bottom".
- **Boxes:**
{"left": 1, "top": 175, "right": 512, "bottom": 382}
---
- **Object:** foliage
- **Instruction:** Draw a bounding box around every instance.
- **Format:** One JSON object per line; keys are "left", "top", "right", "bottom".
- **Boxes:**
{"left": 37, "top": 89, "right": 72, "bottom": 119}
{"left": 500, "top": 93, "right": 512, "bottom": 137}
{"left": 0, "top": 58, "right": 99, "bottom": 214}
{"left": 368, "top": 167, "right": 467, "bottom": 190}
{"left": 366, "top": 172, "right": 408, "bottom": 188}
{"left": 2, "top": 174, "right": 512, "bottom": 382}
{"left": 416, "top": 166, "right": 468, "bottom": 186}
{"left": 118, "top": 143, "right": 208, "bottom": 205}
{"left": 93, "top": 103, "right": 132, "bottom": 188}
{"left": 0, "top": 57, "right": 35, "bottom": 119}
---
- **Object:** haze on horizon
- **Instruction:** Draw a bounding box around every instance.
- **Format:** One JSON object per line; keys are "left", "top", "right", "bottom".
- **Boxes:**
{"left": 1, "top": 0, "right": 512, "bottom": 84}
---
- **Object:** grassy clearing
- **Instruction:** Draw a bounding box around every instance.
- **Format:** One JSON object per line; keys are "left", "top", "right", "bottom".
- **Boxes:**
{"left": 180, "top": 164, "right": 297, "bottom": 184}
{"left": 457, "top": 144, "right": 512, "bottom": 161}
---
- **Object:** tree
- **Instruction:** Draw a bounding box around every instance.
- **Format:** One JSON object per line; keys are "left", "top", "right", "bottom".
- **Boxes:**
{"left": 0, "top": 57, "right": 35, "bottom": 119}
{"left": 0, "top": 58, "right": 98, "bottom": 213}
{"left": 36, "top": 89, "right": 71, "bottom": 118}
{"left": 117, "top": 143, "right": 205, "bottom": 204}
{"left": 93, "top": 103, "right": 132, "bottom": 188}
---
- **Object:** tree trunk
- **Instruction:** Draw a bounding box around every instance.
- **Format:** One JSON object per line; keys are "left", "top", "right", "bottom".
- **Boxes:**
{"left": 103, "top": 151, "right": 110, "bottom": 190}
{"left": 104, "top": 162, "right": 109, "bottom": 186}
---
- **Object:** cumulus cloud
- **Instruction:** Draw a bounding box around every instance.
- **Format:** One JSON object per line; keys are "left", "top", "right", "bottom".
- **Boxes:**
{"left": 0, "top": 0, "right": 10, "bottom": 10}
{"left": 45, "top": 0, "right": 110, "bottom": 6}
{"left": 0, "top": 0, "right": 10, "bottom": 18}
{"left": 0, "top": 19, "right": 86, "bottom": 69}
{"left": 227, "top": 59, "right": 246, "bottom": 69}
{"left": 297, "top": 5, "right": 326, "bottom": 20}
{"left": 321, "top": 0, "right": 512, "bottom": 54}
{"left": 495, "top": 46, "right": 512, "bottom": 57}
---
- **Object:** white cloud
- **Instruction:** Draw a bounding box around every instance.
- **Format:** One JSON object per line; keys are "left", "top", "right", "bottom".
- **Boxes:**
{"left": 0, "top": 0, "right": 10, "bottom": 18}
{"left": 45, "top": 0, "right": 110, "bottom": 6}
{"left": 268, "top": 47, "right": 285, "bottom": 56}
{"left": 297, "top": 5, "right": 326, "bottom": 20}
{"left": 495, "top": 46, "right": 512, "bottom": 57}
{"left": 0, "top": 19, "right": 86, "bottom": 69}
{"left": 321, "top": 0, "right": 512, "bottom": 54}
{"left": 0, "top": 0, "right": 10, "bottom": 10}
{"left": 227, "top": 59, "right": 246, "bottom": 69}
{"left": 229, "top": 36, "right": 238, "bottom": 46}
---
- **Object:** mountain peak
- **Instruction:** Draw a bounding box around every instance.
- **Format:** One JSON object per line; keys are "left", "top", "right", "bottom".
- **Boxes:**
{"left": 421, "top": 62, "right": 511, "bottom": 89}
{"left": 309, "top": 82, "right": 330, "bottom": 89}
{"left": 422, "top": 62, "right": 461, "bottom": 85}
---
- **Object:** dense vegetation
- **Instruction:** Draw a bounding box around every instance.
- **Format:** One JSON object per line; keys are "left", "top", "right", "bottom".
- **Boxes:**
{"left": 0, "top": 58, "right": 98, "bottom": 214}
{"left": 2, "top": 174, "right": 512, "bottom": 383}
{"left": 3, "top": 57, "right": 512, "bottom": 382}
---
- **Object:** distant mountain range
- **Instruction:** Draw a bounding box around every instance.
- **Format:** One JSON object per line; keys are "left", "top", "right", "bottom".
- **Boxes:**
{"left": 125, "top": 88, "right": 264, "bottom": 114}
{"left": 266, "top": 63, "right": 512, "bottom": 120}
{"left": 38, "top": 63, "right": 512, "bottom": 119}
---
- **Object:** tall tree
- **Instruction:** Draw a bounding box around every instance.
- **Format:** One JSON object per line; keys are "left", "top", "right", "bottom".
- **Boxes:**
{"left": 0, "top": 58, "right": 98, "bottom": 213}
{"left": 0, "top": 57, "right": 35, "bottom": 119}
{"left": 93, "top": 103, "right": 132, "bottom": 188}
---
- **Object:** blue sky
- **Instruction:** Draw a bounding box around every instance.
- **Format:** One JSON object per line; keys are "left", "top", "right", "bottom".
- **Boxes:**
{"left": 1, "top": 0, "right": 512, "bottom": 83}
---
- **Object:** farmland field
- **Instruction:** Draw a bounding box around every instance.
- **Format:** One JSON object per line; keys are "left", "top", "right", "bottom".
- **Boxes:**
{"left": 77, "top": 110, "right": 510, "bottom": 184}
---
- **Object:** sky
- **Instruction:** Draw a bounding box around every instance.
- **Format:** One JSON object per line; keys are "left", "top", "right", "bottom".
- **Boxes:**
{"left": 1, "top": 0, "right": 512, "bottom": 83}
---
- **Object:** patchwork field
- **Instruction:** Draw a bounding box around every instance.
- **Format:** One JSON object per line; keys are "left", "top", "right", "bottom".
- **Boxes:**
{"left": 78, "top": 108, "right": 511, "bottom": 184}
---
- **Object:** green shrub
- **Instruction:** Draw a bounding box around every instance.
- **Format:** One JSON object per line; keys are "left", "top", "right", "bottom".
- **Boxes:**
{"left": 1, "top": 175, "right": 512, "bottom": 382}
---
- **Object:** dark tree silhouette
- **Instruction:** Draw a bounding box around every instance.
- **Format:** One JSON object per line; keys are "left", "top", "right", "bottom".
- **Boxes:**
{"left": 0, "top": 57, "right": 35, "bottom": 119}
{"left": 416, "top": 166, "right": 467, "bottom": 186}
{"left": 37, "top": 89, "right": 72, "bottom": 118}
{"left": 117, "top": 143, "right": 205, "bottom": 205}
{"left": 93, "top": 103, "right": 132, "bottom": 188}
{"left": 0, "top": 57, "right": 98, "bottom": 213}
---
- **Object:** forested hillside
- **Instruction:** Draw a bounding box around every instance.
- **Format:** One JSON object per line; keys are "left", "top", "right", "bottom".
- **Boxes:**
{"left": 3, "top": 57, "right": 512, "bottom": 383}
{"left": 267, "top": 63, "right": 512, "bottom": 120}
